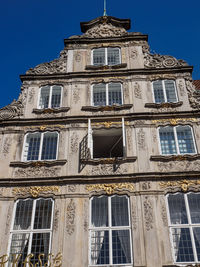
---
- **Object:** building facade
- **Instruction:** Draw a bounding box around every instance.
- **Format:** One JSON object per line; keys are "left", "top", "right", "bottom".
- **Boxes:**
{"left": 0, "top": 15, "right": 200, "bottom": 267}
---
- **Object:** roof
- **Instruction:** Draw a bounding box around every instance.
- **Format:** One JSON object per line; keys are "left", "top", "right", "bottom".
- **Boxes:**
{"left": 193, "top": 80, "right": 200, "bottom": 89}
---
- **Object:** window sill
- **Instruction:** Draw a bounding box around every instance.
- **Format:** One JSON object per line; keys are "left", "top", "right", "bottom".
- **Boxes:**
{"left": 85, "top": 63, "right": 127, "bottom": 70}
{"left": 150, "top": 154, "right": 200, "bottom": 162}
{"left": 32, "top": 107, "right": 70, "bottom": 114}
{"left": 10, "top": 159, "right": 67, "bottom": 168}
{"left": 81, "top": 157, "right": 137, "bottom": 165}
{"left": 81, "top": 104, "right": 133, "bottom": 112}
{"left": 145, "top": 101, "right": 183, "bottom": 109}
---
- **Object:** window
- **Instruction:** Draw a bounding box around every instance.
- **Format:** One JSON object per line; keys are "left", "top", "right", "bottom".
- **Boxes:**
{"left": 23, "top": 132, "right": 58, "bottom": 161}
{"left": 89, "top": 195, "right": 132, "bottom": 266}
{"left": 38, "top": 85, "right": 62, "bottom": 109}
{"left": 152, "top": 80, "right": 178, "bottom": 103}
{"left": 92, "top": 47, "right": 121, "bottom": 66}
{"left": 8, "top": 198, "right": 53, "bottom": 266}
{"left": 88, "top": 118, "right": 126, "bottom": 159}
{"left": 167, "top": 193, "right": 200, "bottom": 263}
{"left": 159, "top": 126, "right": 196, "bottom": 155}
{"left": 92, "top": 83, "right": 122, "bottom": 106}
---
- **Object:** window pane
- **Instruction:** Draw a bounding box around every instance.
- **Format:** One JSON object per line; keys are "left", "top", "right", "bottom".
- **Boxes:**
{"left": 31, "top": 233, "right": 50, "bottom": 266}
{"left": 26, "top": 133, "right": 41, "bottom": 161}
{"left": 153, "top": 81, "right": 165, "bottom": 103}
{"left": 111, "top": 196, "right": 129, "bottom": 226}
{"left": 90, "top": 231, "right": 109, "bottom": 265}
{"left": 39, "top": 86, "right": 50, "bottom": 109}
{"left": 112, "top": 230, "right": 131, "bottom": 264}
{"left": 107, "top": 47, "right": 120, "bottom": 65}
{"left": 93, "top": 84, "right": 106, "bottom": 106}
{"left": 193, "top": 227, "right": 200, "bottom": 261}
{"left": 93, "top": 48, "right": 105, "bottom": 66}
{"left": 168, "top": 194, "right": 188, "bottom": 224}
{"left": 34, "top": 199, "right": 53, "bottom": 229}
{"left": 159, "top": 127, "right": 177, "bottom": 154}
{"left": 172, "top": 228, "right": 194, "bottom": 262}
{"left": 108, "top": 83, "right": 122, "bottom": 105}
{"left": 51, "top": 86, "right": 61, "bottom": 108}
{"left": 41, "top": 132, "right": 58, "bottom": 160}
{"left": 14, "top": 199, "right": 33, "bottom": 230}
{"left": 91, "top": 196, "right": 108, "bottom": 227}
{"left": 165, "top": 80, "right": 177, "bottom": 102}
{"left": 176, "top": 126, "right": 195, "bottom": 154}
{"left": 9, "top": 233, "right": 30, "bottom": 267}
{"left": 188, "top": 194, "right": 200, "bottom": 224}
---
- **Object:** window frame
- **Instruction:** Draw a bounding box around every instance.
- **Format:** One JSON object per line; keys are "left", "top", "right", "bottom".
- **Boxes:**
{"left": 89, "top": 195, "right": 133, "bottom": 267}
{"left": 158, "top": 125, "right": 197, "bottom": 155}
{"left": 22, "top": 131, "right": 59, "bottom": 161}
{"left": 91, "top": 47, "right": 121, "bottom": 66}
{"left": 166, "top": 192, "right": 200, "bottom": 264}
{"left": 91, "top": 82, "right": 123, "bottom": 106}
{"left": 152, "top": 80, "right": 178, "bottom": 103}
{"left": 37, "top": 85, "right": 63, "bottom": 109}
{"left": 7, "top": 198, "right": 54, "bottom": 265}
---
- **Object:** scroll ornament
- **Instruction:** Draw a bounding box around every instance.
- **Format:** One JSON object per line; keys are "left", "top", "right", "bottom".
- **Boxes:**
{"left": 0, "top": 98, "right": 24, "bottom": 120}
{"left": 84, "top": 23, "right": 127, "bottom": 38}
{"left": 186, "top": 80, "right": 200, "bottom": 109}
{"left": 86, "top": 183, "right": 134, "bottom": 194}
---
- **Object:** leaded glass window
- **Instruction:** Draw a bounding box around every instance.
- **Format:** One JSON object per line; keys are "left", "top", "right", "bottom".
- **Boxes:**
{"left": 23, "top": 132, "right": 58, "bottom": 161}
{"left": 93, "top": 48, "right": 121, "bottom": 66}
{"left": 8, "top": 198, "right": 53, "bottom": 267}
{"left": 89, "top": 195, "right": 132, "bottom": 266}
{"left": 159, "top": 126, "right": 196, "bottom": 155}
{"left": 167, "top": 193, "right": 200, "bottom": 263}
{"left": 39, "top": 85, "right": 62, "bottom": 109}
{"left": 152, "top": 80, "right": 178, "bottom": 103}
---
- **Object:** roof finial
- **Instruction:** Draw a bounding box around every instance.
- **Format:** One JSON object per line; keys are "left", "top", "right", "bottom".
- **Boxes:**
{"left": 103, "top": 0, "right": 107, "bottom": 16}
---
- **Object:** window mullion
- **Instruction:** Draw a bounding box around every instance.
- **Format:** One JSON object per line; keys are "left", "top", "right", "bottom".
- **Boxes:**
{"left": 105, "top": 48, "right": 107, "bottom": 65}
{"left": 163, "top": 80, "right": 167, "bottom": 102}
{"left": 49, "top": 86, "right": 53, "bottom": 108}
{"left": 174, "top": 127, "right": 180, "bottom": 154}
{"left": 108, "top": 197, "right": 113, "bottom": 264}
{"left": 106, "top": 84, "right": 109, "bottom": 105}
{"left": 38, "top": 133, "right": 44, "bottom": 160}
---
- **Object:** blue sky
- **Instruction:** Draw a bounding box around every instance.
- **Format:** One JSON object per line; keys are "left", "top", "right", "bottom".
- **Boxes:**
{"left": 0, "top": 0, "right": 200, "bottom": 108}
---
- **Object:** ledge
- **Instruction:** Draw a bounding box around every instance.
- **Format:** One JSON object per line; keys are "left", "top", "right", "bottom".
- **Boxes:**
{"left": 81, "top": 104, "right": 133, "bottom": 112}
{"left": 80, "top": 157, "right": 137, "bottom": 165}
{"left": 10, "top": 160, "right": 67, "bottom": 168}
{"left": 150, "top": 154, "right": 200, "bottom": 162}
{"left": 85, "top": 63, "right": 127, "bottom": 71}
{"left": 32, "top": 107, "right": 70, "bottom": 114}
{"left": 145, "top": 102, "right": 183, "bottom": 109}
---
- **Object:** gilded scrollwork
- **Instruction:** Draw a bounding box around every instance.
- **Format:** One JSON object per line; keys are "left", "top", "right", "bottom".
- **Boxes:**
{"left": 66, "top": 199, "right": 76, "bottom": 235}
{"left": 85, "top": 183, "right": 134, "bottom": 195}
{"left": 159, "top": 179, "right": 200, "bottom": 192}
{"left": 152, "top": 117, "right": 197, "bottom": 126}
{"left": 12, "top": 186, "right": 60, "bottom": 198}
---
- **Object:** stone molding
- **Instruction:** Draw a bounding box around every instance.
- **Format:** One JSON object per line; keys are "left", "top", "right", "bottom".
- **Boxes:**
{"left": 32, "top": 107, "right": 70, "bottom": 114}
{"left": 85, "top": 63, "right": 127, "bottom": 70}
{"left": 10, "top": 159, "right": 67, "bottom": 168}
{"left": 81, "top": 104, "right": 133, "bottom": 112}
{"left": 150, "top": 154, "right": 200, "bottom": 162}
{"left": 145, "top": 102, "right": 183, "bottom": 109}
{"left": 81, "top": 157, "right": 137, "bottom": 165}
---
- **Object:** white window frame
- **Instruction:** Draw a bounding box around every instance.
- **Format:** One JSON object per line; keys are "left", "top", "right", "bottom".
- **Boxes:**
{"left": 166, "top": 192, "right": 200, "bottom": 264}
{"left": 22, "top": 131, "right": 59, "bottom": 161}
{"left": 7, "top": 198, "right": 54, "bottom": 265}
{"left": 88, "top": 118, "right": 126, "bottom": 159}
{"left": 152, "top": 80, "right": 178, "bottom": 103}
{"left": 89, "top": 195, "right": 133, "bottom": 267}
{"left": 37, "top": 85, "right": 63, "bottom": 109}
{"left": 91, "top": 83, "right": 123, "bottom": 106}
{"left": 91, "top": 47, "right": 121, "bottom": 66}
{"left": 158, "top": 125, "right": 197, "bottom": 155}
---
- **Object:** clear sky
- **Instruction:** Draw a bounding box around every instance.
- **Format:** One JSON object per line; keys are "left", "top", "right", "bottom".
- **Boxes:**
{"left": 0, "top": 0, "right": 199, "bottom": 108}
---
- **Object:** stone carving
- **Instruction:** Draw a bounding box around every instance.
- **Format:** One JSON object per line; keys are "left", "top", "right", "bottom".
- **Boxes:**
{"left": 26, "top": 50, "right": 67, "bottom": 75}
{"left": 84, "top": 23, "right": 127, "bottom": 38}
{"left": 141, "top": 182, "right": 151, "bottom": 191}
{"left": 90, "top": 164, "right": 128, "bottom": 175}
{"left": 28, "top": 88, "right": 35, "bottom": 104}
{"left": 53, "top": 208, "right": 59, "bottom": 231}
{"left": 2, "top": 137, "right": 11, "bottom": 157}
{"left": 149, "top": 74, "right": 178, "bottom": 81}
{"left": 70, "top": 132, "right": 79, "bottom": 153}
{"left": 5, "top": 203, "right": 12, "bottom": 235}
{"left": 159, "top": 179, "right": 200, "bottom": 192}
{"left": 131, "top": 203, "right": 137, "bottom": 230}
{"left": 86, "top": 183, "right": 134, "bottom": 195}
{"left": 186, "top": 80, "right": 200, "bottom": 109}
{"left": 134, "top": 82, "right": 142, "bottom": 99}
{"left": 83, "top": 199, "right": 89, "bottom": 232}
{"left": 152, "top": 117, "right": 197, "bottom": 126}
{"left": 14, "top": 166, "right": 60, "bottom": 178}
{"left": 178, "top": 80, "right": 185, "bottom": 96}
{"left": 157, "top": 160, "right": 200, "bottom": 172}
{"left": 122, "top": 82, "right": 129, "bottom": 100}
{"left": 75, "top": 52, "right": 81, "bottom": 62}
{"left": 137, "top": 129, "right": 146, "bottom": 150}
{"left": 73, "top": 85, "right": 80, "bottom": 104}
{"left": 130, "top": 49, "right": 138, "bottom": 59}
{"left": 126, "top": 128, "right": 132, "bottom": 150}
{"left": 68, "top": 185, "right": 77, "bottom": 192}
{"left": 160, "top": 199, "right": 168, "bottom": 227}
{"left": 66, "top": 199, "right": 76, "bottom": 235}
{"left": 143, "top": 197, "right": 154, "bottom": 231}
{"left": 12, "top": 186, "right": 60, "bottom": 198}
{"left": 0, "top": 99, "right": 24, "bottom": 120}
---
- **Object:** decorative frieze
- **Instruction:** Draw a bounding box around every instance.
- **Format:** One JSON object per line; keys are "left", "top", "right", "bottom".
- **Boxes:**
{"left": 145, "top": 101, "right": 183, "bottom": 109}
{"left": 157, "top": 160, "right": 200, "bottom": 172}
{"left": 152, "top": 117, "right": 197, "bottom": 126}
{"left": 12, "top": 186, "right": 60, "bottom": 198}
{"left": 90, "top": 164, "right": 128, "bottom": 175}
{"left": 159, "top": 179, "right": 200, "bottom": 192}
{"left": 85, "top": 183, "right": 134, "bottom": 195}
{"left": 84, "top": 23, "right": 127, "bottom": 38}
{"left": 66, "top": 199, "right": 76, "bottom": 235}
{"left": 14, "top": 166, "right": 61, "bottom": 178}
{"left": 150, "top": 154, "right": 200, "bottom": 162}
{"left": 81, "top": 104, "right": 132, "bottom": 112}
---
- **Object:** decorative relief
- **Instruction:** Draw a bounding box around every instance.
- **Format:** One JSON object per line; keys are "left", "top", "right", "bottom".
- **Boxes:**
{"left": 53, "top": 208, "right": 59, "bottom": 231}
{"left": 186, "top": 80, "right": 200, "bottom": 109}
{"left": 151, "top": 154, "right": 200, "bottom": 162}
{"left": 131, "top": 202, "right": 137, "bottom": 230}
{"left": 12, "top": 186, "right": 60, "bottom": 198}
{"left": 5, "top": 203, "right": 13, "bottom": 235}
{"left": 68, "top": 185, "right": 77, "bottom": 193}
{"left": 126, "top": 128, "right": 132, "bottom": 150}
{"left": 152, "top": 117, "right": 197, "bottom": 126}
{"left": 134, "top": 82, "right": 142, "bottom": 99}
{"left": 24, "top": 124, "right": 64, "bottom": 131}
{"left": 157, "top": 160, "right": 200, "bottom": 172}
{"left": 28, "top": 88, "right": 35, "bottom": 104}
{"left": 159, "top": 179, "right": 200, "bottom": 192}
{"left": 130, "top": 49, "right": 138, "bottom": 59}
{"left": 83, "top": 199, "right": 89, "bottom": 232}
{"left": 84, "top": 23, "right": 127, "bottom": 38}
{"left": 2, "top": 137, "right": 11, "bottom": 157}
{"left": 70, "top": 132, "right": 79, "bottom": 153}
{"left": 178, "top": 80, "right": 185, "bottom": 96}
{"left": 74, "top": 52, "right": 81, "bottom": 62}
{"left": 14, "top": 166, "right": 61, "bottom": 178}
{"left": 148, "top": 74, "right": 178, "bottom": 81}
{"left": 160, "top": 198, "right": 168, "bottom": 227}
{"left": 73, "top": 85, "right": 80, "bottom": 104}
{"left": 137, "top": 129, "right": 146, "bottom": 150}
{"left": 123, "top": 82, "right": 129, "bottom": 100}
{"left": 143, "top": 197, "right": 154, "bottom": 231}
{"left": 66, "top": 199, "right": 76, "bottom": 235}
{"left": 141, "top": 182, "right": 151, "bottom": 191}
{"left": 26, "top": 50, "right": 67, "bottom": 75}
{"left": 92, "top": 121, "right": 127, "bottom": 128}
{"left": 145, "top": 101, "right": 182, "bottom": 109}
{"left": 90, "top": 164, "right": 128, "bottom": 175}
{"left": 0, "top": 98, "right": 24, "bottom": 120}
{"left": 86, "top": 183, "right": 134, "bottom": 195}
